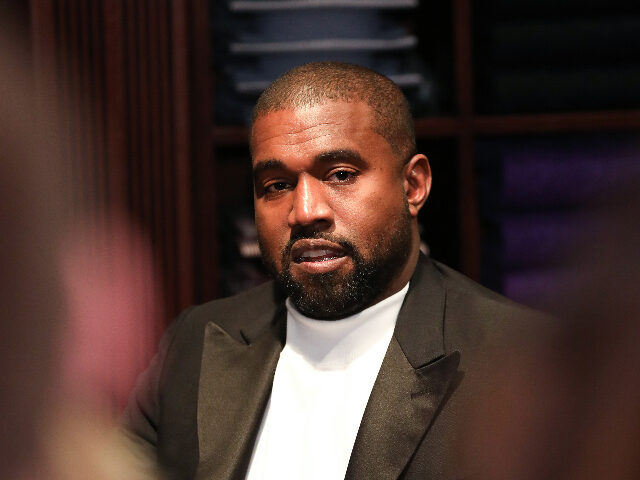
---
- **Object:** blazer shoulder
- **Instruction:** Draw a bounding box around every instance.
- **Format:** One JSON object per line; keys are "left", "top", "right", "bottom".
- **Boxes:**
{"left": 433, "top": 260, "right": 540, "bottom": 317}
{"left": 174, "top": 280, "right": 284, "bottom": 343}
{"left": 430, "top": 260, "right": 552, "bottom": 351}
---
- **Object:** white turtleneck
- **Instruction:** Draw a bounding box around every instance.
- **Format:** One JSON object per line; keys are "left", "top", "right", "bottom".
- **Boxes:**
{"left": 246, "top": 283, "right": 409, "bottom": 480}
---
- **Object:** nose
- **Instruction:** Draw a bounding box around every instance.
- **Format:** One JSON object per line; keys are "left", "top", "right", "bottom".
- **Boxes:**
{"left": 288, "top": 174, "right": 333, "bottom": 231}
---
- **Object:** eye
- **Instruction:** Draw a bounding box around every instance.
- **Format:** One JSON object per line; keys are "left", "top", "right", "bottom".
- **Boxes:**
{"left": 327, "top": 169, "right": 357, "bottom": 183}
{"left": 264, "top": 180, "right": 293, "bottom": 194}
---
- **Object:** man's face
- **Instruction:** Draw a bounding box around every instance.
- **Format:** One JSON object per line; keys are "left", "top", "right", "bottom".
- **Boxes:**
{"left": 251, "top": 101, "right": 414, "bottom": 319}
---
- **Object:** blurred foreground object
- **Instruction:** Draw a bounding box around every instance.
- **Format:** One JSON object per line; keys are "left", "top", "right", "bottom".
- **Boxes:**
{"left": 463, "top": 181, "right": 640, "bottom": 480}
{"left": 60, "top": 218, "right": 163, "bottom": 413}
{"left": 0, "top": 18, "right": 158, "bottom": 480}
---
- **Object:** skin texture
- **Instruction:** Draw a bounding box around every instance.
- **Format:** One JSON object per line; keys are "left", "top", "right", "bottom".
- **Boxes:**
{"left": 251, "top": 100, "right": 431, "bottom": 319}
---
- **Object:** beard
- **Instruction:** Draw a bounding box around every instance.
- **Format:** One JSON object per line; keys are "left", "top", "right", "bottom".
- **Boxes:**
{"left": 258, "top": 205, "right": 413, "bottom": 320}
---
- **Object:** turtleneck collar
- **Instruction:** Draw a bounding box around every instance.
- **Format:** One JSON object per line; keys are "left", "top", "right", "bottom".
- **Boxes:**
{"left": 284, "top": 283, "right": 409, "bottom": 369}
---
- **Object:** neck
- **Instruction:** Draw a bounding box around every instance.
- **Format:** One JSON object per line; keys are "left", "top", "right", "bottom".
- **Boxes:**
{"left": 369, "top": 232, "right": 420, "bottom": 309}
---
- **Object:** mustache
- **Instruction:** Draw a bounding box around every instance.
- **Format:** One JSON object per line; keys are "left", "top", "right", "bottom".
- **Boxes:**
{"left": 281, "top": 232, "right": 357, "bottom": 260}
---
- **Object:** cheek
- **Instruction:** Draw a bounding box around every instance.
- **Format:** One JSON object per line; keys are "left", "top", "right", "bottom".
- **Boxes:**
{"left": 336, "top": 185, "right": 406, "bottom": 248}
{"left": 341, "top": 181, "right": 404, "bottom": 221}
{"left": 255, "top": 210, "right": 287, "bottom": 261}
{"left": 334, "top": 191, "right": 403, "bottom": 242}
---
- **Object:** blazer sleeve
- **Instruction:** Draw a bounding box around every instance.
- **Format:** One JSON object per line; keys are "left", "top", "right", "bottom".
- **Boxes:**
{"left": 119, "top": 307, "right": 194, "bottom": 467}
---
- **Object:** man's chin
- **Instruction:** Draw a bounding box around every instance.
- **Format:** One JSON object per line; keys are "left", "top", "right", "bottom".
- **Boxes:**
{"left": 291, "top": 271, "right": 347, "bottom": 293}
{"left": 279, "top": 268, "right": 376, "bottom": 320}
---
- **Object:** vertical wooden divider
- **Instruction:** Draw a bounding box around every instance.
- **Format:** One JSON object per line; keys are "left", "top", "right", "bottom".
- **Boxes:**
{"left": 453, "top": 0, "right": 480, "bottom": 279}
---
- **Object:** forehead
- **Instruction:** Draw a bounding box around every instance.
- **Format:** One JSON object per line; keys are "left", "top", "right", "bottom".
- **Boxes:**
{"left": 250, "top": 101, "right": 392, "bottom": 164}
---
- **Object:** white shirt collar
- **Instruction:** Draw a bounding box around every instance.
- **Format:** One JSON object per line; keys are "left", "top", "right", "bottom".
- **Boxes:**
{"left": 284, "top": 283, "right": 410, "bottom": 369}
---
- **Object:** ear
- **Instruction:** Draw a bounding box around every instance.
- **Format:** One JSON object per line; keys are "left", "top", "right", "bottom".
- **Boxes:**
{"left": 402, "top": 154, "right": 431, "bottom": 217}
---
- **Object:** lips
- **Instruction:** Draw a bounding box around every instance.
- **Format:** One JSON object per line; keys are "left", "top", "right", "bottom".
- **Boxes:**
{"left": 290, "top": 239, "right": 347, "bottom": 263}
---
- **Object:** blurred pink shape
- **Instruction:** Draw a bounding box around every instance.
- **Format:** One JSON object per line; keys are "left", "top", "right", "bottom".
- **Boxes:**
{"left": 60, "top": 216, "right": 163, "bottom": 412}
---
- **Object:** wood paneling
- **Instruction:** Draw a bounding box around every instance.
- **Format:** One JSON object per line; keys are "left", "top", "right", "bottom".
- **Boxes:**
{"left": 29, "top": 0, "right": 212, "bottom": 319}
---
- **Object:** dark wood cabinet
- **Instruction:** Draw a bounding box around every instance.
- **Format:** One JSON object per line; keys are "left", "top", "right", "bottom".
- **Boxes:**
{"left": 27, "top": 0, "right": 640, "bottom": 316}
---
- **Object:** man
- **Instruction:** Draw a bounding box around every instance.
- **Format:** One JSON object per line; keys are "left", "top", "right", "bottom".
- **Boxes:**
{"left": 123, "top": 62, "right": 542, "bottom": 479}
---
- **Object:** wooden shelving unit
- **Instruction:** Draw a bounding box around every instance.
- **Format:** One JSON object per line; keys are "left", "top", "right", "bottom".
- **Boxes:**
{"left": 24, "top": 0, "right": 640, "bottom": 307}
{"left": 23, "top": 0, "right": 640, "bottom": 308}
{"left": 213, "top": 110, "right": 640, "bottom": 144}
{"left": 200, "top": 0, "right": 640, "bottom": 298}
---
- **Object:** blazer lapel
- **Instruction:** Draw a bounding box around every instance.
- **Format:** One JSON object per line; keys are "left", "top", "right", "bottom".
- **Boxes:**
{"left": 345, "top": 341, "right": 460, "bottom": 480}
{"left": 346, "top": 256, "right": 460, "bottom": 480}
{"left": 195, "top": 309, "right": 286, "bottom": 480}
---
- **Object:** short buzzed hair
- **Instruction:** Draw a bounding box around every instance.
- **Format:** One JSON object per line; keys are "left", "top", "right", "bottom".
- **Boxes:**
{"left": 252, "top": 62, "right": 416, "bottom": 161}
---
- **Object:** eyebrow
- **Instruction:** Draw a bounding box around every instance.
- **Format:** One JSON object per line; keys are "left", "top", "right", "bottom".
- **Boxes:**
{"left": 252, "top": 149, "right": 365, "bottom": 182}
{"left": 252, "top": 159, "right": 286, "bottom": 182}
{"left": 315, "top": 149, "right": 363, "bottom": 164}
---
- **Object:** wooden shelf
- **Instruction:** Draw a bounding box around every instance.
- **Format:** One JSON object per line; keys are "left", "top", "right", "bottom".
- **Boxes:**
{"left": 207, "top": 0, "right": 640, "bottom": 286}
{"left": 413, "top": 116, "right": 462, "bottom": 137}
{"left": 473, "top": 110, "right": 640, "bottom": 136}
{"left": 212, "top": 110, "right": 640, "bottom": 147}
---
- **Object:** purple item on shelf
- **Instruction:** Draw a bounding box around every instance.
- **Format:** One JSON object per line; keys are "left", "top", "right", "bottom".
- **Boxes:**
{"left": 500, "top": 144, "right": 640, "bottom": 208}
{"left": 500, "top": 213, "right": 592, "bottom": 269}
{"left": 502, "top": 267, "right": 576, "bottom": 308}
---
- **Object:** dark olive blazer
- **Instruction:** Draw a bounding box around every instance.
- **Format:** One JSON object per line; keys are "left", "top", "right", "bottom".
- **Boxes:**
{"left": 123, "top": 256, "right": 542, "bottom": 479}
